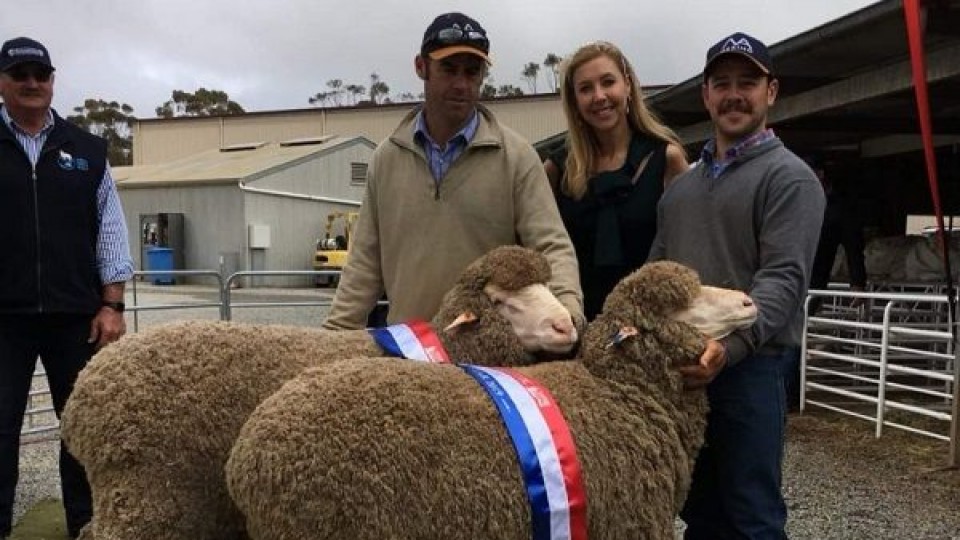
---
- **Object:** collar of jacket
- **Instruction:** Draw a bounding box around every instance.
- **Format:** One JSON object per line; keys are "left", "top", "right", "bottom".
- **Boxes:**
{"left": 0, "top": 106, "right": 70, "bottom": 150}
{"left": 695, "top": 135, "right": 783, "bottom": 178}
{"left": 389, "top": 103, "right": 503, "bottom": 159}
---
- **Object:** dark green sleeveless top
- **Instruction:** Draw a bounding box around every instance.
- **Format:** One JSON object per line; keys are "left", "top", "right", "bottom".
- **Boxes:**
{"left": 550, "top": 133, "right": 667, "bottom": 320}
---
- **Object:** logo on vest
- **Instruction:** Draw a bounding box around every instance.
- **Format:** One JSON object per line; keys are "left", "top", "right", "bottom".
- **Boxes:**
{"left": 57, "top": 150, "right": 90, "bottom": 172}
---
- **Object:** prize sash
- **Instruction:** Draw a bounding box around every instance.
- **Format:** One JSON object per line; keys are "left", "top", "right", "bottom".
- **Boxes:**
{"left": 461, "top": 365, "right": 588, "bottom": 540}
{"left": 368, "top": 320, "right": 451, "bottom": 363}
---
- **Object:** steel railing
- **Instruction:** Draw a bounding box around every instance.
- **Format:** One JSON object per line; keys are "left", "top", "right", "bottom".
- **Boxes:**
{"left": 22, "top": 268, "right": 344, "bottom": 439}
{"left": 27, "top": 275, "right": 958, "bottom": 466}
{"left": 802, "top": 288, "right": 957, "bottom": 466}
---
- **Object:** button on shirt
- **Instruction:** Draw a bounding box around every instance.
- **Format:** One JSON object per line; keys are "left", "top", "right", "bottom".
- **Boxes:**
{"left": 414, "top": 109, "right": 479, "bottom": 183}
{"left": 700, "top": 128, "right": 776, "bottom": 179}
{"left": 1, "top": 107, "right": 134, "bottom": 284}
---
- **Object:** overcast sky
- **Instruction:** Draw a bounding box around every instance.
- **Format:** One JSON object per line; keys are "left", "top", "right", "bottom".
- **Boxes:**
{"left": 2, "top": 0, "right": 880, "bottom": 119}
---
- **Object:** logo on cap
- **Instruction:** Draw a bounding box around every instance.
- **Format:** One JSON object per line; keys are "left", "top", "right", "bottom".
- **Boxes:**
{"left": 7, "top": 47, "right": 46, "bottom": 59}
{"left": 421, "top": 12, "right": 490, "bottom": 63}
{"left": 704, "top": 32, "right": 772, "bottom": 77}
{"left": 720, "top": 37, "right": 753, "bottom": 55}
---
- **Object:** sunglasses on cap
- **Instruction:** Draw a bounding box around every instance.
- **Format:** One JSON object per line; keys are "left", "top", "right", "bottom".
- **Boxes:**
{"left": 4, "top": 65, "right": 53, "bottom": 83}
{"left": 424, "top": 25, "right": 489, "bottom": 51}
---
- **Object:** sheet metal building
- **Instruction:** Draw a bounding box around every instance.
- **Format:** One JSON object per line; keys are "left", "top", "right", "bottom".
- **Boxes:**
{"left": 131, "top": 94, "right": 573, "bottom": 166}
{"left": 114, "top": 135, "right": 374, "bottom": 285}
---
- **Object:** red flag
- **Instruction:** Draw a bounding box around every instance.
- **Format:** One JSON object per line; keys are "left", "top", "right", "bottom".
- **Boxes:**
{"left": 903, "top": 0, "right": 946, "bottom": 254}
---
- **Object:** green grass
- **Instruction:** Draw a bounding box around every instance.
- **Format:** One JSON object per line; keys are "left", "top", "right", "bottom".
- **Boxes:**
{"left": 9, "top": 499, "right": 69, "bottom": 540}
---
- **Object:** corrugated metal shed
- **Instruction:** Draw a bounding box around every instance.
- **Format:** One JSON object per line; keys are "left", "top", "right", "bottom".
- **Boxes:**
{"left": 132, "top": 94, "right": 571, "bottom": 165}
{"left": 115, "top": 135, "right": 375, "bottom": 285}
{"left": 115, "top": 135, "right": 364, "bottom": 186}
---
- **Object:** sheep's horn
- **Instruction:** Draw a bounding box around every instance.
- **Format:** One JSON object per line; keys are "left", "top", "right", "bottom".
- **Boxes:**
{"left": 444, "top": 312, "right": 478, "bottom": 333}
{"left": 605, "top": 326, "right": 639, "bottom": 349}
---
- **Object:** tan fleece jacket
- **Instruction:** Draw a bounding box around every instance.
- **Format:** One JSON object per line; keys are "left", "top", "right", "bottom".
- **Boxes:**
{"left": 323, "top": 105, "right": 584, "bottom": 330}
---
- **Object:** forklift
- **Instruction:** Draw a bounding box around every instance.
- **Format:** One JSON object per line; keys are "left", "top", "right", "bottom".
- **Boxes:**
{"left": 313, "top": 212, "right": 358, "bottom": 287}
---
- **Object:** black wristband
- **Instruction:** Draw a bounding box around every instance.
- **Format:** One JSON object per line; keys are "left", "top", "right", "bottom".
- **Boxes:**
{"left": 101, "top": 301, "right": 126, "bottom": 313}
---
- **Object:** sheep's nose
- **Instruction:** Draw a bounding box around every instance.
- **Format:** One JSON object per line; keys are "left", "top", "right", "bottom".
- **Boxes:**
{"left": 552, "top": 318, "right": 576, "bottom": 338}
{"left": 742, "top": 296, "right": 754, "bottom": 307}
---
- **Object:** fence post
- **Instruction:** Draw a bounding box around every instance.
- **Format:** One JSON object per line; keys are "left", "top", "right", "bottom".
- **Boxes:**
{"left": 951, "top": 333, "right": 959, "bottom": 468}
{"left": 876, "top": 301, "right": 894, "bottom": 438}
{"left": 131, "top": 277, "right": 140, "bottom": 333}
{"left": 222, "top": 274, "right": 233, "bottom": 321}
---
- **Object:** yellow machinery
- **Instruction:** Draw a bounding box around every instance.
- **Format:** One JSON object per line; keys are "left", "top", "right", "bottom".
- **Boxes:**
{"left": 313, "top": 212, "right": 358, "bottom": 286}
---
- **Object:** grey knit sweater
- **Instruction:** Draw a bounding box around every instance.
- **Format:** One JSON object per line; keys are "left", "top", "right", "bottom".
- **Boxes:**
{"left": 648, "top": 137, "right": 825, "bottom": 365}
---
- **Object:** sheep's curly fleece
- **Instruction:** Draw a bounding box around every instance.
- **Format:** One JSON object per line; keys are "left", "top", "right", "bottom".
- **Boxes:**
{"left": 61, "top": 245, "right": 560, "bottom": 540}
{"left": 226, "top": 260, "right": 709, "bottom": 540}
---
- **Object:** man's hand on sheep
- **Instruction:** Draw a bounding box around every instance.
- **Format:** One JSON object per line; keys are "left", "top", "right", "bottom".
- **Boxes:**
{"left": 679, "top": 339, "right": 727, "bottom": 388}
{"left": 671, "top": 285, "right": 756, "bottom": 388}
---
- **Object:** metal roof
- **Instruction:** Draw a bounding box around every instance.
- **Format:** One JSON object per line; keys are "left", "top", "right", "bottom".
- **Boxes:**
{"left": 647, "top": 0, "right": 960, "bottom": 156}
{"left": 114, "top": 135, "right": 374, "bottom": 188}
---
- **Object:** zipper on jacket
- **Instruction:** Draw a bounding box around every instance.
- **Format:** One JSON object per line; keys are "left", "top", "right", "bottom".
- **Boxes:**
{"left": 31, "top": 164, "right": 43, "bottom": 313}
{"left": 30, "top": 142, "right": 64, "bottom": 313}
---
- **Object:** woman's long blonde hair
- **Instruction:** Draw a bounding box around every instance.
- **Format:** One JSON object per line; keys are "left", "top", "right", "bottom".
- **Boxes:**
{"left": 559, "top": 41, "right": 684, "bottom": 199}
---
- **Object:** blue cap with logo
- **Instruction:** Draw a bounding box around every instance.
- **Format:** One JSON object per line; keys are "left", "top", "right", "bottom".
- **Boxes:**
{"left": 704, "top": 32, "right": 771, "bottom": 77}
{"left": 421, "top": 12, "right": 491, "bottom": 64}
{"left": 0, "top": 37, "right": 55, "bottom": 72}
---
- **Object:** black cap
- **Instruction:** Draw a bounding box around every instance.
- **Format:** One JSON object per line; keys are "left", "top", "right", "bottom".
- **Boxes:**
{"left": 0, "top": 37, "right": 54, "bottom": 72}
{"left": 704, "top": 32, "right": 771, "bottom": 77}
{"left": 421, "top": 12, "right": 491, "bottom": 64}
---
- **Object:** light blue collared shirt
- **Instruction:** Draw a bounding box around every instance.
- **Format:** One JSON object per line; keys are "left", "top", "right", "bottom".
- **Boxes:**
{"left": 2, "top": 106, "right": 134, "bottom": 284}
{"left": 700, "top": 128, "right": 777, "bottom": 179}
{"left": 413, "top": 109, "right": 479, "bottom": 183}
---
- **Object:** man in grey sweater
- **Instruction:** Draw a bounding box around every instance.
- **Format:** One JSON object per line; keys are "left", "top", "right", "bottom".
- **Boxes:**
{"left": 648, "top": 33, "right": 825, "bottom": 539}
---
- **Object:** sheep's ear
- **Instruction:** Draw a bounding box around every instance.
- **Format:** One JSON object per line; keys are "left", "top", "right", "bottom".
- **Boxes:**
{"left": 444, "top": 312, "right": 478, "bottom": 333}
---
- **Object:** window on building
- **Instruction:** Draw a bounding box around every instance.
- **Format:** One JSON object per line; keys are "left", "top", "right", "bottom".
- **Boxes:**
{"left": 351, "top": 162, "right": 369, "bottom": 186}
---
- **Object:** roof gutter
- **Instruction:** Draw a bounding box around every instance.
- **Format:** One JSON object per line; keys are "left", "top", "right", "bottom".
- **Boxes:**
{"left": 238, "top": 182, "right": 362, "bottom": 207}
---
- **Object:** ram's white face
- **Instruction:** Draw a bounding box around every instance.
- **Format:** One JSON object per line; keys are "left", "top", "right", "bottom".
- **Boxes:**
{"left": 483, "top": 283, "right": 578, "bottom": 354}
{"left": 673, "top": 286, "right": 757, "bottom": 339}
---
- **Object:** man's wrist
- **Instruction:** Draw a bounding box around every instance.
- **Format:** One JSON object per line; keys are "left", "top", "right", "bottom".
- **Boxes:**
{"left": 101, "top": 300, "right": 126, "bottom": 313}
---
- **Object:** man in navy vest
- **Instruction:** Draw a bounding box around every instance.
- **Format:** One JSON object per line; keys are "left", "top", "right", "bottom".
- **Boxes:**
{"left": 0, "top": 37, "right": 133, "bottom": 539}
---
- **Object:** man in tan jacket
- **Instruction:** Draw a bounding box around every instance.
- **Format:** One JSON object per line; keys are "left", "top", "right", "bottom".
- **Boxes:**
{"left": 323, "top": 12, "right": 584, "bottom": 332}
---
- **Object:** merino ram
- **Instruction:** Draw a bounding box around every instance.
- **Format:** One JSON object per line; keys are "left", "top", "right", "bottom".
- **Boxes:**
{"left": 61, "top": 245, "right": 578, "bottom": 540}
{"left": 225, "top": 260, "right": 758, "bottom": 540}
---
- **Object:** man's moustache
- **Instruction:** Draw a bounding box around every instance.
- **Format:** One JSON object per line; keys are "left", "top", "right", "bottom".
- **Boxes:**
{"left": 719, "top": 102, "right": 751, "bottom": 114}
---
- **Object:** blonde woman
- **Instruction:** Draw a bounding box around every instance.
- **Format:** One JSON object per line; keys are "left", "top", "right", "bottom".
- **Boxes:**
{"left": 544, "top": 41, "right": 688, "bottom": 320}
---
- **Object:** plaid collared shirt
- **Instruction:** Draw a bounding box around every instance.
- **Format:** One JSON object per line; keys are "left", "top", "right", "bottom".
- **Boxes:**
{"left": 700, "top": 128, "right": 776, "bottom": 179}
{"left": 414, "top": 109, "right": 479, "bottom": 183}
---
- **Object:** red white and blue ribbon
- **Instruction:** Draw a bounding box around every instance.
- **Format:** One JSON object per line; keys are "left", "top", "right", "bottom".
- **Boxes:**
{"left": 368, "top": 320, "right": 451, "bottom": 363}
{"left": 461, "top": 365, "right": 588, "bottom": 540}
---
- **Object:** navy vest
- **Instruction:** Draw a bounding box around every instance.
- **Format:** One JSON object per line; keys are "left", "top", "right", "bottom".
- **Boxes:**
{"left": 0, "top": 111, "right": 108, "bottom": 314}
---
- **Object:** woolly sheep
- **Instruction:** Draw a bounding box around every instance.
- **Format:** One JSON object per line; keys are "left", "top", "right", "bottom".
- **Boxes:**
{"left": 225, "top": 261, "right": 757, "bottom": 540}
{"left": 61, "top": 245, "right": 577, "bottom": 540}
